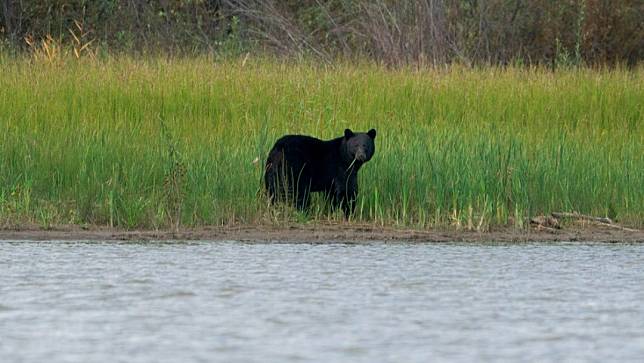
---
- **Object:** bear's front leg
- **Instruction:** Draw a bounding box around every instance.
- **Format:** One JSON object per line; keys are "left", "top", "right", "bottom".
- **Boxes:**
{"left": 334, "top": 176, "right": 358, "bottom": 219}
{"left": 295, "top": 190, "right": 310, "bottom": 211}
{"left": 341, "top": 189, "right": 357, "bottom": 219}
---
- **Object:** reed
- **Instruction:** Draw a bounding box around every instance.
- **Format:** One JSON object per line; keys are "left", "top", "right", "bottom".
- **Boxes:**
{"left": 0, "top": 56, "right": 641, "bottom": 229}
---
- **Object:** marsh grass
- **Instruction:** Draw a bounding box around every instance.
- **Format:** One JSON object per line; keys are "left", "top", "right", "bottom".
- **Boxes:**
{"left": 0, "top": 56, "right": 642, "bottom": 229}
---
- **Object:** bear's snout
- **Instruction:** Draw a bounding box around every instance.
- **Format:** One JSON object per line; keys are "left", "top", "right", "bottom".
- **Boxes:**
{"left": 355, "top": 149, "right": 367, "bottom": 161}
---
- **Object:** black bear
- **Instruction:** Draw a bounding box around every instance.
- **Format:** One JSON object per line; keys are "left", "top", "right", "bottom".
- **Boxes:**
{"left": 264, "top": 128, "right": 376, "bottom": 218}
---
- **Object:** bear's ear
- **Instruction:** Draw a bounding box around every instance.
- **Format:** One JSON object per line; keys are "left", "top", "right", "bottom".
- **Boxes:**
{"left": 344, "top": 129, "right": 354, "bottom": 139}
{"left": 367, "top": 128, "right": 377, "bottom": 139}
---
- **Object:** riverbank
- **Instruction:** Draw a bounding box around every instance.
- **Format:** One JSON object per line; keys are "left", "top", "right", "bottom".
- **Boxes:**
{"left": 2, "top": 223, "right": 642, "bottom": 243}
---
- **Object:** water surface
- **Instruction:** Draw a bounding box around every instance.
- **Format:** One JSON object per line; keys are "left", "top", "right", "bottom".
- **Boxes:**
{"left": 1, "top": 241, "right": 644, "bottom": 362}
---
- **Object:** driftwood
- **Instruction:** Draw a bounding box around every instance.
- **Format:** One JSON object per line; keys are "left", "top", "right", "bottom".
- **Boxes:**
{"left": 549, "top": 212, "right": 640, "bottom": 233}
{"left": 528, "top": 212, "right": 640, "bottom": 233}
{"left": 551, "top": 212, "right": 613, "bottom": 224}
{"left": 529, "top": 215, "right": 561, "bottom": 229}
{"left": 532, "top": 224, "right": 560, "bottom": 233}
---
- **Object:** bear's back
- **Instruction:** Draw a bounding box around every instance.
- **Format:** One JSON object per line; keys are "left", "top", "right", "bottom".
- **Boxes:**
{"left": 267, "top": 134, "right": 340, "bottom": 175}
{"left": 272, "top": 135, "right": 329, "bottom": 160}
{"left": 273, "top": 135, "right": 323, "bottom": 150}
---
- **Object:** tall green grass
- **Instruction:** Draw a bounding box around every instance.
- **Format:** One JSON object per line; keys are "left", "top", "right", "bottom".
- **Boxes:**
{"left": 0, "top": 56, "right": 642, "bottom": 229}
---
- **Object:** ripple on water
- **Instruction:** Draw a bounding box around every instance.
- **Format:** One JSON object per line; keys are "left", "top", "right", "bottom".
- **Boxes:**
{"left": 0, "top": 241, "right": 643, "bottom": 363}
{"left": 151, "top": 291, "right": 197, "bottom": 300}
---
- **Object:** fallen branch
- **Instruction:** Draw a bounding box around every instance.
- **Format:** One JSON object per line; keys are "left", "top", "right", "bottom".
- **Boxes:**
{"left": 593, "top": 221, "right": 640, "bottom": 233}
{"left": 529, "top": 215, "right": 561, "bottom": 229}
{"left": 551, "top": 212, "right": 640, "bottom": 232}
{"left": 551, "top": 212, "right": 613, "bottom": 224}
{"left": 533, "top": 224, "right": 560, "bottom": 233}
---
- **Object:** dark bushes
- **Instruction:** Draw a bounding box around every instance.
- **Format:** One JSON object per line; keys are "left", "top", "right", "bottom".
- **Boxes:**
{"left": 1, "top": 0, "right": 641, "bottom": 66}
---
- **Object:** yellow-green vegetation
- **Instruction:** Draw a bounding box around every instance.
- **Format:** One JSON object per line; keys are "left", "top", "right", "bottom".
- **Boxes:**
{"left": 0, "top": 57, "right": 642, "bottom": 229}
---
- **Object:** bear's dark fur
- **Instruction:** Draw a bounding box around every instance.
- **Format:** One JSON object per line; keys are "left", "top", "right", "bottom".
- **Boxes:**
{"left": 264, "top": 128, "right": 376, "bottom": 217}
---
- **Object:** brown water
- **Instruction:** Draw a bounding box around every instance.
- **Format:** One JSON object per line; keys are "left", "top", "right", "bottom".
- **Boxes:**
{"left": 1, "top": 241, "right": 644, "bottom": 362}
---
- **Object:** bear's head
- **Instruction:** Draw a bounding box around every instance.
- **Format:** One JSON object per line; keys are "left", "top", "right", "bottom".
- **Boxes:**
{"left": 344, "top": 128, "right": 376, "bottom": 164}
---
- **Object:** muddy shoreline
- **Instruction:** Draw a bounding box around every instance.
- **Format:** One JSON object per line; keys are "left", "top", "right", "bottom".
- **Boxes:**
{"left": 1, "top": 223, "right": 642, "bottom": 242}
